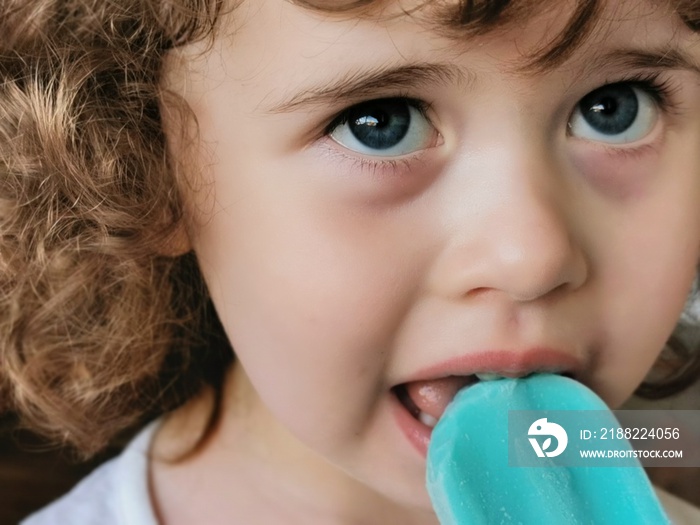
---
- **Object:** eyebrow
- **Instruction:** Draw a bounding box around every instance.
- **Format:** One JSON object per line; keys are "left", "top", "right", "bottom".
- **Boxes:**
{"left": 265, "top": 63, "right": 472, "bottom": 114}
{"left": 265, "top": 46, "right": 700, "bottom": 115}
{"left": 588, "top": 47, "right": 700, "bottom": 76}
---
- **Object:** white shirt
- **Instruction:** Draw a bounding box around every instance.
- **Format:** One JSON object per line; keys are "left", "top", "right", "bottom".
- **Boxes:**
{"left": 21, "top": 420, "right": 700, "bottom": 525}
{"left": 21, "top": 421, "right": 160, "bottom": 525}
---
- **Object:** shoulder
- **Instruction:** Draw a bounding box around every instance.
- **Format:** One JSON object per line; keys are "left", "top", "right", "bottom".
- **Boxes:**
{"left": 21, "top": 420, "right": 161, "bottom": 525}
{"left": 655, "top": 486, "right": 700, "bottom": 525}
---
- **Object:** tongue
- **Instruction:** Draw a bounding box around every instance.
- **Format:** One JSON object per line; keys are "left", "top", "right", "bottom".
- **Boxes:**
{"left": 405, "top": 376, "right": 477, "bottom": 421}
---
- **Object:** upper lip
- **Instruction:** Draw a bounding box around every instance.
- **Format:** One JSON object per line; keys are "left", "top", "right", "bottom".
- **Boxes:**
{"left": 401, "top": 347, "right": 585, "bottom": 383}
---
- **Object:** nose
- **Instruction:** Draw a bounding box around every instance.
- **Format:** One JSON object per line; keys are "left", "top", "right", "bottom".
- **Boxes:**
{"left": 428, "top": 148, "right": 588, "bottom": 303}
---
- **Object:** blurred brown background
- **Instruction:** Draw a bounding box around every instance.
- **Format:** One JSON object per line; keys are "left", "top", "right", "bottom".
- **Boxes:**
{"left": 0, "top": 416, "right": 128, "bottom": 525}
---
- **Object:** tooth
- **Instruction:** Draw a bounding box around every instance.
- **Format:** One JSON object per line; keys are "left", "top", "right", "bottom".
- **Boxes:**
{"left": 475, "top": 373, "right": 503, "bottom": 381}
{"left": 419, "top": 411, "right": 438, "bottom": 428}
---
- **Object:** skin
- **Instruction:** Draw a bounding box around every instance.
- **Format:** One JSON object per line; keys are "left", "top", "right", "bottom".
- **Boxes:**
{"left": 152, "top": 0, "right": 700, "bottom": 523}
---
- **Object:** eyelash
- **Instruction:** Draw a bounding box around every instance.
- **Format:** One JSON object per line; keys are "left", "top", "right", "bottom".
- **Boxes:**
{"left": 323, "top": 96, "right": 433, "bottom": 136}
{"left": 588, "top": 71, "right": 682, "bottom": 115}
{"left": 320, "top": 96, "right": 435, "bottom": 177}
{"left": 319, "top": 72, "right": 682, "bottom": 176}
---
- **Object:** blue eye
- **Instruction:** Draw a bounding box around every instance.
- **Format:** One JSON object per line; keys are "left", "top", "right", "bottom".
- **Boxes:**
{"left": 569, "top": 83, "right": 658, "bottom": 144}
{"left": 328, "top": 98, "right": 436, "bottom": 157}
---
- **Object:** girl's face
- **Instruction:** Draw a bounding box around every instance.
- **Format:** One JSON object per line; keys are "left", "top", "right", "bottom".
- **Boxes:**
{"left": 165, "top": 0, "right": 700, "bottom": 513}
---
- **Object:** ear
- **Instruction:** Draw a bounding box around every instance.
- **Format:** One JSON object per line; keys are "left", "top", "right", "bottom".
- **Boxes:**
{"left": 157, "top": 220, "right": 192, "bottom": 257}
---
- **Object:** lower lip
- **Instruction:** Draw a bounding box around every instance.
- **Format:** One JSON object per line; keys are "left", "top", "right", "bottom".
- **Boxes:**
{"left": 390, "top": 392, "right": 432, "bottom": 457}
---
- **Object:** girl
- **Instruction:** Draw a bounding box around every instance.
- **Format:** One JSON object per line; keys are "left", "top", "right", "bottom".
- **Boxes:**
{"left": 3, "top": 0, "right": 700, "bottom": 523}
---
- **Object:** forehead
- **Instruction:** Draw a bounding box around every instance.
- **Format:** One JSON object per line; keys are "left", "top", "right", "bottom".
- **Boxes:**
{"left": 284, "top": 0, "right": 672, "bottom": 68}
{"left": 214, "top": 0, "right": 687, "bottom": 77}
{"left": 215, "top": 0, "right": 686, "bottom": 69}
{"left": 171, "top": 0, "right": 697, "bottom": 114}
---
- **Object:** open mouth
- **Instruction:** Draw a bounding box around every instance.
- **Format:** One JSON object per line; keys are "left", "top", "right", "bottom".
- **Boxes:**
{"left": 393, "top": 372, "right": 577, "bottom": 429}
{"left": 392, "top": 375, "right": 479, "bottom": 429}
{"left": 395, "top": 382, "right": 437, "bottom": 426}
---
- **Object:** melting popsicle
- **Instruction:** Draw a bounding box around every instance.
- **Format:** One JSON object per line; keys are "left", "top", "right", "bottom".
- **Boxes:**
{"left": 426, "top": 374, "right": 671, "bottom": 525}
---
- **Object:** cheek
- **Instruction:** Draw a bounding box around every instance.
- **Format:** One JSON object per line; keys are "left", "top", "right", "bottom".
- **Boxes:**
{"left": 190, "top": 160, "right": 426, "bottom": 449}
{"left": 598, "top": 270, "right": 693, "bottom": 408}
{"left": 587, "top": 181, "right": 700, "bottom": 405}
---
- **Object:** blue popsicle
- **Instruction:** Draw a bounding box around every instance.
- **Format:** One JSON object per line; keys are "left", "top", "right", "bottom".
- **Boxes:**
{"left": 426, "top": 374, "right": 671, "bottom": 525}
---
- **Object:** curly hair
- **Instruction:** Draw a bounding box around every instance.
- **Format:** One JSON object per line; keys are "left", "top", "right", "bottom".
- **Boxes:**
{"left": 0, "top": 0, "right": 229, "bottom": 457}
{"left": 1, "top": 0, "right": 699, "bottom": 458}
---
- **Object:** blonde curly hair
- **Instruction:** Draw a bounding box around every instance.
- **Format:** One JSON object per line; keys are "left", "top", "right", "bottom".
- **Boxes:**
{"left": 1, "top": 0, "right": 699, "bottom": 458}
